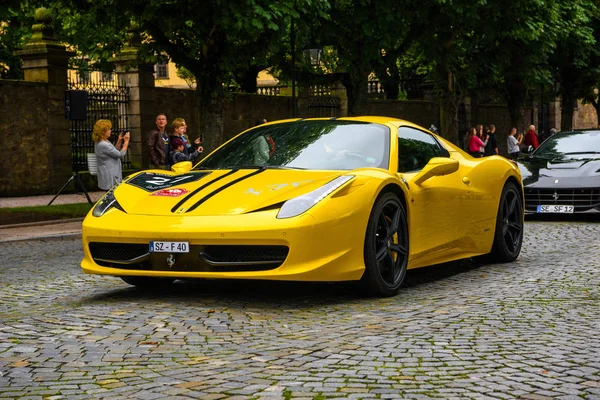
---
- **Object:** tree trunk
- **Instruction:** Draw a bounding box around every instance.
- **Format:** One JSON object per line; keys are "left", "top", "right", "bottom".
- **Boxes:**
{"left": 342, "top": 71, "right": 369, "bottom": 116}
{"left": 196, "top": 74, "right": 226, "bottom": 156}
{"left": 237, "top": 66, "right": 261, "bottom": 93}
{"left": 439, "top": 90, "right": 459, "bottom": 144}
{"left": 592, "top": 98, "right": 600, "bottom": 128}
{"left": 374, "top": 54, "right": 400, "bottom": 100}
{"left": 560, "top": 90, "right": 577, "bottom": 131}
{"left": 504, "top": 79, "right": 527, "bottom": 131}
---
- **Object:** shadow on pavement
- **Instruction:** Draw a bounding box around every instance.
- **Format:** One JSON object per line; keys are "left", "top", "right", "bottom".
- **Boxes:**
{"left": 82, "top": 257, "right": 488, "bottom": 308}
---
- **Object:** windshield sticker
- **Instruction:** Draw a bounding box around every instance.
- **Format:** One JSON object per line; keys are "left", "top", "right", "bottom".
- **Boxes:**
{"left": 127, "top": 172, "right": 211, "bottom": 192}
{"left": 151, "top": 188, "right": 190, "bottom": 197}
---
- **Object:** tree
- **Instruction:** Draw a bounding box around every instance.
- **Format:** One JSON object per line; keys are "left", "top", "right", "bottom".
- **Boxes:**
{"left": 410, "top": 0, "right": 483, "bottom": 143}
{"left": 313, "top": 0, "right": 426, "bottom": 115}
{"left": 554, "top": 1, "right": 600, "bottom": 130}
{"left": 0, "top": 1, "right": 35, "bottom": 79}
{"left": 474, "top": 0, "right": 573, "bottom": 131}
{"left": 47, "top": 0, "right": 329, "bottom": 152}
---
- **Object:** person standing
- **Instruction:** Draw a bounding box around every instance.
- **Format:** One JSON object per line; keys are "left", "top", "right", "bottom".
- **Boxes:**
{"left": 523, "top": 124, "right": 540, "bottom": 150}
{"left": 170, "top": 118, "right": 203, "bottom": 162}
{"left": 467, "top": 127, "right": 486, "bottom": 158}
{"left": 92, "top": 119, "right": 129, "bottom": 190}
{"left": 484, "top": 124, "right": 499, "bottom": 156}
{"left": 507, "top": 127, "right": 523, "bottom": 160}
{"left": 171, "top": 118, "right": 202, "bottom": 156}
{"left": 169, "top": 137, "right": 202, "bottom": 165}
{"left": 476, "top": 124, "right": 490, "bottom": 157}
{"left": 147, "top": 113, "right": 169, "bottom": 169}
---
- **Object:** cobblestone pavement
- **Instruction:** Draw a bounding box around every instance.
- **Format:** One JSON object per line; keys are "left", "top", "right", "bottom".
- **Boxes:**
{"left": 0, "top": 220, "right": 599, "bottom": 400}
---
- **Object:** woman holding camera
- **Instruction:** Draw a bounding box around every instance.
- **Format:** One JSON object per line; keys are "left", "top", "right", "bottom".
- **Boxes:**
{"left": 92, "top": 119, "right": 130, "bottom": 190}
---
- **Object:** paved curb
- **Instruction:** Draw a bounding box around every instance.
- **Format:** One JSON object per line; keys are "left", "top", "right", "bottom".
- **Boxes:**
{"left": 0, "top": 232, "right": 82, "bottom": 243}
{"left": 0, "top": 217, "right": 84, "bottom": 230}
{"left": 0, "top": 220, "right": 83, "bottom": 243}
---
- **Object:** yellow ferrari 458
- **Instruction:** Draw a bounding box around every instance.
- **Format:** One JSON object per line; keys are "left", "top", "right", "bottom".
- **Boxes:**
{"left": 81, "top": 116, "right": 524, "bottom": 296}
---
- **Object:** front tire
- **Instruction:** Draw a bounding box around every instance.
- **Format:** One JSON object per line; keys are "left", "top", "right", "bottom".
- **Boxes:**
{"left": 490, "top": 181, "right": 524, "bottom": 262}
{"left": 361, "top": 192, "right": 409, "bottom": 297}
{"left": 120, "top": 276, "right": 175, "bottom": 288}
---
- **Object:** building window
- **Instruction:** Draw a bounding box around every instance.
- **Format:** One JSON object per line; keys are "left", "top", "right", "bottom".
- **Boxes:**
{"left": 156, "top": 55, "right": 169, "bottom": 79}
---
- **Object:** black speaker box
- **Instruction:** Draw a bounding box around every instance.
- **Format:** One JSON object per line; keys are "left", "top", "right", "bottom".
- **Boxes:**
{"left": 64, "top": 90, "right": 88, "bottom": 120}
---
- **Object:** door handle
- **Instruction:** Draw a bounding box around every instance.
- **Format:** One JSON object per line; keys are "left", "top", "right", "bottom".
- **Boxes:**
{"left": 462, "top": 177, "right": 471, "bottom": 185}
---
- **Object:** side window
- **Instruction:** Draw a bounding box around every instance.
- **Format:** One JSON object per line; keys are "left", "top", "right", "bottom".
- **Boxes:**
{"left": 398, "top": 127, "right": 445, "bottom": 172}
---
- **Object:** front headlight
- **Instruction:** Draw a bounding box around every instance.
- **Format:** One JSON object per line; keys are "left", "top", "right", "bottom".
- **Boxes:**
{"left": 92, "top": 184, "right": 124, "bottom": 217}
{"left": 277, "top": 175, "right": 354, "bottom": 219}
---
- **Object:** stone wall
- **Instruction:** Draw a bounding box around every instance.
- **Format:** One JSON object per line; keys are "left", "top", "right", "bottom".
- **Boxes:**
{"left": 154, "top": 89, "right": 293, "bottom": 144}
{"left": 224, "top": 93, "right": 293, "bottom": 140}
{"left": 0, "top": 80, "right": 53, "bottom": 196}
{"left": 573, "top": 101, "right": 598, "bottom": 129}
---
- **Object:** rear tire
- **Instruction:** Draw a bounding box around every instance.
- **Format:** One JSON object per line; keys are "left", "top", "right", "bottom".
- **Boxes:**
{"left": 360, "top": 192, "right": 409, "bottom": 297}
{"left": 490, "top": 181, "right": 524, "bottom": 262}
{"left": 120, "top": 276, "right": 175, "bottom": 288}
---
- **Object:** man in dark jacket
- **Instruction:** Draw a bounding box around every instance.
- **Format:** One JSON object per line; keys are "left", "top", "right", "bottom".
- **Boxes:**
{"left": 147, "top": 113, "right": 169, "bottom": 169}
{"left": 485, "top": 124, "right": 499, "bottom": 156}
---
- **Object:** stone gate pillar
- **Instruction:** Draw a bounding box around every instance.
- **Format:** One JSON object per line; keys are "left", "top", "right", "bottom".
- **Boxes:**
{"left": 15, "top": 8, "right": 75, "bottom": 193}
{"left": 111, "top": 26, "right": 156, "bottom": 170}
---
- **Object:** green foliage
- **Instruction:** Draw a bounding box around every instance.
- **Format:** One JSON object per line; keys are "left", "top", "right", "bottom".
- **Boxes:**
{"left": 4, "top": 0, "right": 600, "bottom": 133}
{"left": 0, "top": 203, "right": 92, "bottom": 216}
{"left": 0, "top": 0, "right": 36, "bottom": 79}
{"left": 176, "top": 66, "right": 196, "bottom": 89}
{"left": 0, "top": 203, "right": 93, "bottom": 225}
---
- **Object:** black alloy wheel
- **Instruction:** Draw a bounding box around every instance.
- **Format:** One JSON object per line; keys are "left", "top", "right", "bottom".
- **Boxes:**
{"left": 490, "top": 181, "right": 524, "bottom": 262}
{"left": 361, "top": 192, "right": 409, "bottom": 296}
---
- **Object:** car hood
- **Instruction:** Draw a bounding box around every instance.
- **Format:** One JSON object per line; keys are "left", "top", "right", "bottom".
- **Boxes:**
{"left": 115, "top": 169, "right": 350, "bottom": 216}
{"left": 517, "top": 156, "right": 600, "bottom": 188}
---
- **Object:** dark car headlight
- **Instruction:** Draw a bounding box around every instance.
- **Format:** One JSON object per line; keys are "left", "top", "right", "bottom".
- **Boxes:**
{"left": 92, "top": 185, "right": 124, "bottom": 217}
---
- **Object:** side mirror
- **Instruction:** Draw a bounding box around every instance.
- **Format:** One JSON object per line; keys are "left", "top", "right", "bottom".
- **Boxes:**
{"left": 171, "top": 161, "right": 192, "bottom": 173}
{"left": 412, "top": 157, "right": 459, "bottom": 185}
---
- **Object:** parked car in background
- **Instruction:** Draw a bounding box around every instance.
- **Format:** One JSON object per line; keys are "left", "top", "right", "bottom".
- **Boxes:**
{"left": 517, "top": 129, "right": 600, "bottom": 214}
{"left": 81, "top": 117, "right": 524, "bottom": 297}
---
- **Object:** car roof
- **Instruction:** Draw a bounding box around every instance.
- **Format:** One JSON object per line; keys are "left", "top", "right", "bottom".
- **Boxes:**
{"left": 263, "top": 116, "right": 429, "bottom": 130}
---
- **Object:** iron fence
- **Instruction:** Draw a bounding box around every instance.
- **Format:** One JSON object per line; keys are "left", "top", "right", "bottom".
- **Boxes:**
{"left": 67, "top": 69, "right": 130, "bottom": 172}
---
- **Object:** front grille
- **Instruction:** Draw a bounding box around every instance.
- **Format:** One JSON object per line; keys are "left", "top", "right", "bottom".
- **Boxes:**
{"left": 89, "top": 243, "right": 289, "bottom": 272}
{"left": 202, "top": 245, "right": 288, "bottom": 264}
{"left": 524, "top": 188, "right": 600, "bottom": 212}
{"left": 89, "top": 242, "right": 149, "bottom": 264}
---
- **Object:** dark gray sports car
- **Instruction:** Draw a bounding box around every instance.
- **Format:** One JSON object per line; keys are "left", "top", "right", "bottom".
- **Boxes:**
{"left": 517, "top": 129, "right": 600, "bottom": 214}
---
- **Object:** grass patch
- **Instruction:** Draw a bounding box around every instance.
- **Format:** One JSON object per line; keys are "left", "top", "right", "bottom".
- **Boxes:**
{"left": 0, "top": 203, "right": 93, "bottom": 225}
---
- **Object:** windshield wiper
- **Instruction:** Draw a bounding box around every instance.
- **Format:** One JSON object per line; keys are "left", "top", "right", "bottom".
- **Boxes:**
{"left": 563, "top": 151, "right": 600, "bottom": 155}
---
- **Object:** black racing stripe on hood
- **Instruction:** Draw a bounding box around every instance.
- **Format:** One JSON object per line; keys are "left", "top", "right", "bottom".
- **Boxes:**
{"left": 185, "top": 168, "right": 267, "bottom": 213}
{"left": 171, "top": 169, "right": 239, "bottom": 213}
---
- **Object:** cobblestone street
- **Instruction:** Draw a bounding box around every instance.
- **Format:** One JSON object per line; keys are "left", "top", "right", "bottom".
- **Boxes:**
{"left": 0, "top": 219, "right": 599, "bottom": 399}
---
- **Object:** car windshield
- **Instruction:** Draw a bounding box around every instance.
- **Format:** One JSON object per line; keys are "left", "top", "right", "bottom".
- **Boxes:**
{"left": 196, "top": 120, "right": 390, "bottom": 170}
{"left": 533, "top": 130, "right": 600, "bottom": 159}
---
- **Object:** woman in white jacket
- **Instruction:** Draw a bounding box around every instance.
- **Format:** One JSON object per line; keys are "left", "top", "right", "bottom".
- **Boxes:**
{"left": 92, "top": 119, "right": 129, "bottom": 190}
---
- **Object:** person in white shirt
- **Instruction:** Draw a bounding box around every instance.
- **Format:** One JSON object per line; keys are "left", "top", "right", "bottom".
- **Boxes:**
{"left": 507, "top": 127, "right": 523, "bottom": 160}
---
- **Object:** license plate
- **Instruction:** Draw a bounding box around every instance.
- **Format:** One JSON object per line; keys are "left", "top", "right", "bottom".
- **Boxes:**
{"left": 536, "top": 205, "right": 574, "bottom": 213}
{"left": 149, "top": 241, "right": 189, "bottom": 253}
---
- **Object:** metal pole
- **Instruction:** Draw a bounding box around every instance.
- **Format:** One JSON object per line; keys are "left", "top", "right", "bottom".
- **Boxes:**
{"left": 291, "top": 18, "right": 296, "bottom": 118}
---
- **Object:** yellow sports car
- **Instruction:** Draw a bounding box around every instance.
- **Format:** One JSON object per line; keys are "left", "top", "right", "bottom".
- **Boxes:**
{"left": 81, "top": 117, "right": 524, "bottom": 296}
